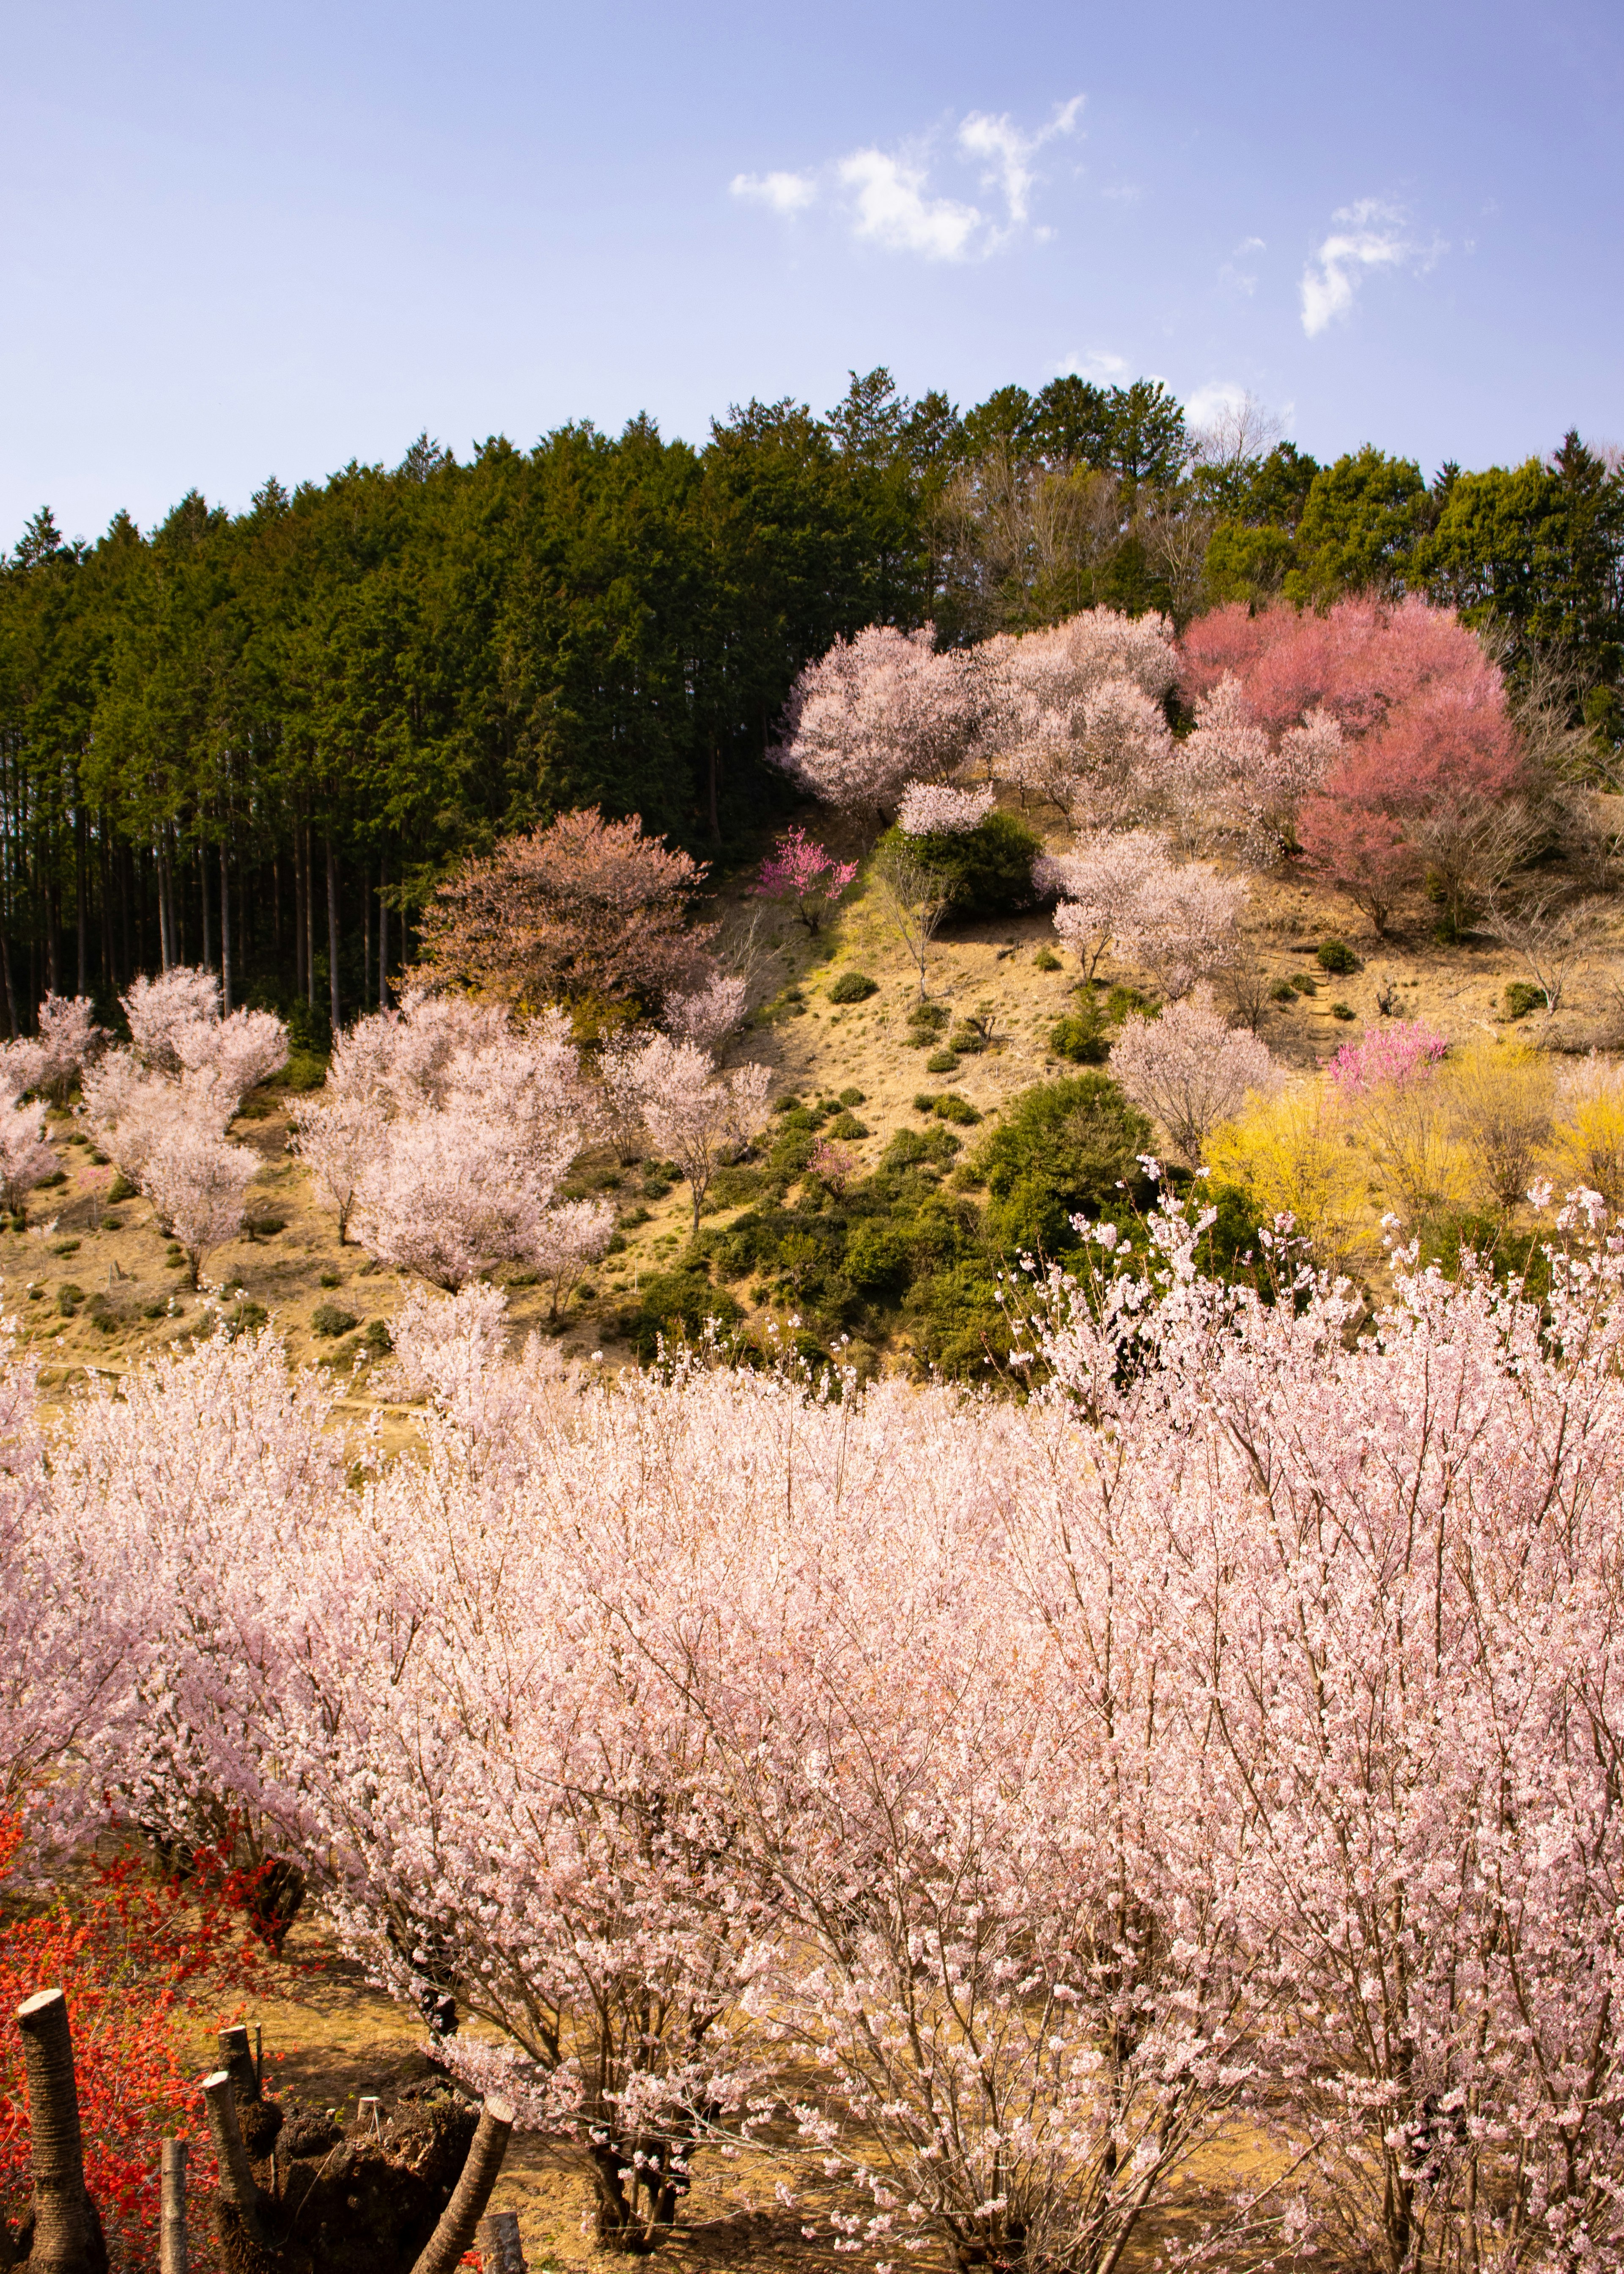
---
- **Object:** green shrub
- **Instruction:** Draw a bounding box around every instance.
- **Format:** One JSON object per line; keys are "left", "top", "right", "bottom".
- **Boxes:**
{"left": 827, "top": 970, "right": 878, "bottom": 1004}
{"left": 1330, "top": 1001, "right": 1356, "bottom": 1021}
{"left": 278, "top": 1048, "right": 329, "bottom": 1092}
{"left": 51, "top": 1239, "right": 80, "bottom": 1257}
{"left": 362, "top": 1319, "right": 393, "bottom": 1357}
{"left": 37, "top": 1171, "right": 66, "bottom": 1189}
{"left": 844, "top": 1222, "right": 913, "bottom": 1296}
{"left": 974, "top": 1074, "right": 1152, "bottom": 1258}
{"left": 1289, "top": 972, "right": 1319, "bottom": 996}
{"left": 319, "top": 1272, "right": 342, "bottom": 1288}
{"left": 948, "top": 1024, "right": 987, "bottom": 1055}
{"left": 311, "top": 1303, "right": 358, "bottom": 1338}
{"left": 932, "top": 1093, "right": 982, "bottom": 1125}
{"left": 825, "top": 1111, "right": 869, "bottom": 1140}
{"left": 226, "top": 1300, "right": 269, "bottom": 1339}
{"left": 905, "top": 1000, "right": 949, "bottom": 1035}
{"left": 1033, "top": 946, "right": 1062, "bottom": 972}
{"left": 621, "top": 1270, "right": 742, "bottom": 1362}
{"left": 875, "top": 811, "right": 1045, "bottom": 917}
{"left": 1049, "top": 997, "right": 1109, "bottom": 1065}
{"left": 1269, "top": 980, "right": 1297, "bottom": 1004}
{"left": 1104, "top": 985, "right": 1154, "bottom": 1024}
{"left": 881, "top": 1128, "right": 962, "bottom": 1173}
{"left": 107, "top": 1173, "right": 135, "bottom": 1203}
{"left": 57, "top": 1283, "right": 84, "bottom": 1315}
{"left": 838, "top": 1087, "right": 867, "bottom": 1107}
{"left": 926, "top": 1049, "right": 960, "bottom": 1074}
{"left": 1504, "top": 980, "right": 1546, "bottom": 1019}
{"left": 244, "top": 1214, "right": 286, "bottom": 1239}
{"left": 1317, "top": 938, "right": 1359, "bottom": 974}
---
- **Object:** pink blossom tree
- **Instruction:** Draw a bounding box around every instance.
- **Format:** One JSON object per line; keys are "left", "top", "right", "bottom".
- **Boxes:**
{"left": 33, "top": 994, "right": 106, "bottom": 1102}
{"left": 663, "top": 974, "right": 748, "bottom": 1052}
{"left": 531, "top": 1198, "right": 615, "bottom": 1318}
{"left": 0, "top": 1099, "right": 57, "bottom": 1222}
{"left": 754, "top": 827, "right": 858, "bottom": 933}
{"left": 1039, "top": 829, "right": 1178, "bottom": 980}
{"left": 288, "top": 1095, "right": 375, "bottom": 1242}
{"left": 1108, "top": 986, "right": 1282, "bottom": 1164}
{"left": 1327, "top": 1018, "right": 1450, "bottom": 1094}
{"left": 895, "top": 781, "right": 996, "bottom": 835}
{"left": 142, "top": 1126, "right": 259, "bottom": 1286}
{"left": 772, "top": 625, "right": 1004, "bottom": 814}
{"left": 631, "top": 1038, "right": 772, "bottom": 1233}
{"left": 1051, "top": 840, "right": 1247, "bottom": 997}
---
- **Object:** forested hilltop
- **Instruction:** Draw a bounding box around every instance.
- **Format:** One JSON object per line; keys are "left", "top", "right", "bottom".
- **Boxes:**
{"left": 3, "top": 368, "right": 1619, "bottom": 1039}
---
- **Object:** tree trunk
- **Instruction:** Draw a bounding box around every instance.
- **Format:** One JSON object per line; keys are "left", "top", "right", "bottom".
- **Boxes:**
{"left": 201, "top": 2069, "right": 266, "bottom": 2245}
{"left": 200, "top": 846, "right": 214, "bottom": 974}
{"left": 325, "top": 838, "right": 340, "bottom": 1037}
{"left": 220, "top": 843, "right": 233, "bottom": 1013}
{"left": 406, "top": 2099, "right": 513, "bottom": 2274}
{"left": 16, "top": 1988, "right": 108, "bottom": 2273}
{"left": 292, "top": 834, "right": 306, "bottom": 1002}
{"left": 474, "top": 2211, "right": 526, "bottom": 2272}
{"left": 303, "top": 827, "right": 315, "bottom": 1008}
{"left": 74, "top": 802, "right": 87, "bottom": 998}
{"left": 379, "top": 859, "right": 389, "bottom": 1010}
{"left": 160, "top": 2140, "right": 187, "bottom": 2274}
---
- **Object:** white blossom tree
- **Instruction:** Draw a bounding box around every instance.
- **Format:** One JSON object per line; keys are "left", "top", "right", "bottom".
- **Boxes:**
{"left": 1108, "top": 986, "right": 1282, "bottom": 1164}
{"left": 632, "top": 1038, "right": 772, "bottom": 1233}
{"left": 143, "top": 1127, "right": 259, "bottom": 1286}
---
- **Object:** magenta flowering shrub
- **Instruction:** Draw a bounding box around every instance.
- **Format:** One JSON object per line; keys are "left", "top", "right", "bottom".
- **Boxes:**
{"left": 1327, "top": 1017, "right": 1449, "bottom": 1093}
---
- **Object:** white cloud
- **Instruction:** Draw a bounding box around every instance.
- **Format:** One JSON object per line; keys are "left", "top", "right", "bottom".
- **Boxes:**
{"left": 837, "top": 149, "right": 983, "bottom": 260}
{"left": 1059, "top": 348, "right": 1129, "bottom": 383}
{"left": 957, "top": 96, "right": 1082, "bottom": 227}
{"left": 1300, "top": 200, "right": 1443, "bottom": 336}
{"left": 732, "top": 96, "right": 1082, "bottom": 263}
{"left": 730, "top": 170, "right": 817, "bottom": 216}
{"left": 1186, "top": 380, "right": 1251, "bottom": 428}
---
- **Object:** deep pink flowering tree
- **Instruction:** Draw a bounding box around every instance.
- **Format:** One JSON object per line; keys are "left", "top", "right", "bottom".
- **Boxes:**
{"left": 754, "top": 827, "right": 858, "bottom": 933}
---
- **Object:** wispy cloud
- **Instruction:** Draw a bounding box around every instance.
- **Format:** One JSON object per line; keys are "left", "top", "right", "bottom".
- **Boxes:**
{"left": 837, "top": 150, "right": 983, "bottom": 259}
{"left": 731, "top": 97, "right": 1083, "bottom": 263}
{"left": 1218, "top": 236, "right": 1265, "bottom": 295}
{"left": 1300, "top": 200, "right": 1443, "bottom": 335}
{"left": 729, "top": 170, "right": 817, "bottom": 216}
{"left": 957, "top": 97, "right": 1083, "bottom": 228}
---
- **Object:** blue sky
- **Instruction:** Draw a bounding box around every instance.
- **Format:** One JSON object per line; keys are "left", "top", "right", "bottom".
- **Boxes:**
{"left": 4, "top": 0, "right": 1620, "bottom": 544}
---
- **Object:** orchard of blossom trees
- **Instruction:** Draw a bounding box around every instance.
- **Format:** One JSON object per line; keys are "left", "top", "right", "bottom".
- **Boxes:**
{"left": 773, "top": 591, "right": 1565, "bottom": 994}
{"left": 8, "top": 1185, "right": 1624, "bottom": 2272}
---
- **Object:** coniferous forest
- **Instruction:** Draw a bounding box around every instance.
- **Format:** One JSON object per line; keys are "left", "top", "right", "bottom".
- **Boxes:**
{"left": 3, "top": 368, "right": 1620, "bottom": 1041}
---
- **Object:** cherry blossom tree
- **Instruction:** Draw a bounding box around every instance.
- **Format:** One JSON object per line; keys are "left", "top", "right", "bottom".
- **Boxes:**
{"left": 288, "top": 1095, "right": 375, "bottom": 1242}
{"left": 1108, "top": 986, "right": 1281, "bottom": 1164}
{"left": 773, "top": 625, "right": 1004, "bottom": 814}
{"left": 122, "top": 968, "right": 223, "bottom": 1073}
{"left": 753, "top": 828, "right": 858, "bottom": 932}
{"left": 320, "top": 992, "right": 593, "bottom": 1284}
{"left": 1038, "top": 830, "right": 1178, "bottom": 981}
{"left": 142, "top": 1127, "right": 259, "bottom": 1286}
{"left": 531, "top": 1198, "right": 615, "bottom": 1318}
{"left": 418, "top": 808, "right": 713, "bottom": 1009}
{"left": 33, "top": 994, "right": 106, "bottom": 1102}
{"left": 895, "top": 781, "right": 996, "bottom": 835}
{"left": 631, "top": 1037, "right": 771, "bottom": 1233}
{"left": 0, "top": 1100, "right": 57, "bottom": 1222}
{"left": 1051, "top": 843, "right": 1247, "bottom": 997}
{"left": 663, "top": 975, "right": 748, "bottom": 1052}
{"left": 1174, "top": 674, "right": 1341, "bottom": 860}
